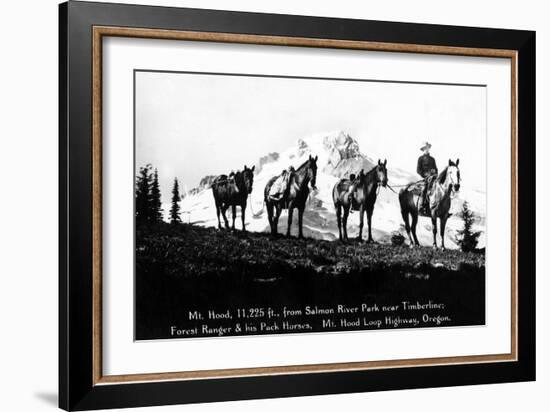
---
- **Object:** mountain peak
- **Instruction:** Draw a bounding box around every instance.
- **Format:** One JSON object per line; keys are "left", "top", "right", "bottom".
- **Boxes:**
{"left": 296, "top": 138, "right": 310, "bottom": 157}
{"left": 322, "top": 131, "right": 361, "bottom": 161}
{"left": 296, "top": 131, "right": 372, "bottom": 178}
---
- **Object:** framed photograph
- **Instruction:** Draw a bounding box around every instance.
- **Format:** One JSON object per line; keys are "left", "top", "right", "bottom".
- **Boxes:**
{"left": 59, "top": 1, "right": 535, "bottom": 410}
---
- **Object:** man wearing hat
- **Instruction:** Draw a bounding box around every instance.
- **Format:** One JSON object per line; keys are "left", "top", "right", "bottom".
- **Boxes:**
{"left": 417, "top": 141, "right": 438, "bottom": 214}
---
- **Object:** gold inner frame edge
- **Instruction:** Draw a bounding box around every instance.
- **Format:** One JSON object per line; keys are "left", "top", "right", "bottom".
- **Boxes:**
{"left": 91, "top": 26, "right": 518, "bottom": 386}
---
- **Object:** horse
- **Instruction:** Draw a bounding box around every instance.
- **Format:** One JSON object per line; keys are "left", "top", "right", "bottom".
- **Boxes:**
{"left": 399, "top": 159, "right": 461, "bottom": 249}
{"left": 264, "top": 155, "right": 318, "bottom": 239}
{"left": 211, "top": 165, "right": 255, "bottom": 231}
{"left": 332, "top": 159, "right": 388, "bottom": 242}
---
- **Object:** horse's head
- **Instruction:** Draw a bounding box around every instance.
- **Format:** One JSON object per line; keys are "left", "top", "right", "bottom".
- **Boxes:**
{"left": 447, "top": 158, "right": 461, "bottom": 193}
{"left": 376, "top": 159, "right": 388, "bottom": 187}
{"left": 242, "top": 165, "right": 255, "bottom": 194}
{"left": 307, "top": 155, "right": 318, "bottom": 190}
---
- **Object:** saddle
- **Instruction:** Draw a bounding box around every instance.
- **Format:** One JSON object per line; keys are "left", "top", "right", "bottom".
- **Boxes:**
{"left": 212, "top": 174, "right": 240, "bottom": 193}
{"left": 336, "top": 175, "right": 361, "bottom": 212}
{"left": 268, "top": 168, "right": 294, "bottom": 202}
{"left": 406, "top": 178, "right": 434, "bottom": 217}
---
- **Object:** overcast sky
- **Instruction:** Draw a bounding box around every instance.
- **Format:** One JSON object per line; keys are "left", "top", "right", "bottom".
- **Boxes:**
{"left": 135, "top": 71, "right": 486, "bottom": 201}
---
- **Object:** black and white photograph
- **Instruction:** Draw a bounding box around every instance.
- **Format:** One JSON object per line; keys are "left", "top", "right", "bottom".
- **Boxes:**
{"left": 134, "top": 70, "right": 486, "bottom": 340}
{"left": 1, "top": 0, "right": 541, "bottom": 410}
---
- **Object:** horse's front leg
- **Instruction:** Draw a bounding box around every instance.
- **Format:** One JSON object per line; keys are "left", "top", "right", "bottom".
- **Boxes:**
{"left": 286, "top": 204, "right": 294, "bottom": 238}
{"left": 241, "top": 202, "right": 247, "bottom": 232}
{"left": 431, "top": 216, "right": 438, "bottom": 249}
{"left": 298, "top": 206, "right": 304, "bottom": 239}
{"left": 357, "top": 205, "right": 364, "bottom": 242}
{"left": 231, "top": 205, "right": 236, "bottom": 230}
{"left": 440, "top": 216, "right": 447, "bottom": 250}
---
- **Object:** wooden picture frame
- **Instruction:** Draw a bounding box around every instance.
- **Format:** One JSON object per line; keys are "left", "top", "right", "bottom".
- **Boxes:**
{"left": 59, "top": 1, "right": 535, "bottom": 410}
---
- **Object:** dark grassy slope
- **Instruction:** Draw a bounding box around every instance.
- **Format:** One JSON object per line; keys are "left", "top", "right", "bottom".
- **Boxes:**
{"left": 135, "top": 224, "right": 485, "bottom": 340}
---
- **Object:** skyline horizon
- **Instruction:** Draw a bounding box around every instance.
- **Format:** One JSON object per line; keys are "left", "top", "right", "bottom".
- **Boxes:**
{"left": 135, "top": 71, "right": 486, "bottom": 206}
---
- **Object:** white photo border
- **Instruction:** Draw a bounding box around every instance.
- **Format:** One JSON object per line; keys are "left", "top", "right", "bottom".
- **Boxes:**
{"left": 98, "top": 33, "right": 513, "bottom": 380}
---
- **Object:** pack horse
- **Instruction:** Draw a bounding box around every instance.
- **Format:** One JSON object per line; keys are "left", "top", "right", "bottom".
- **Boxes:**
{"left": 332, "top": 160, "right": 388, "bottom": 242}
{"left": 211, "top": 165, "right": 255, "bottom": 231}
{"left": 264, "top": 155, "right": 318, "bottom": 238}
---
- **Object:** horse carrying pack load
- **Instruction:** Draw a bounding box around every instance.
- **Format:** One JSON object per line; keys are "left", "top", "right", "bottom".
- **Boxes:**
{"left": 211, "top": 165, "right": 255, "bottom": 231}
{"left": 264, "top": 155, "right": 318, "bottom": 238}
{"left": 332, "top": 159, "right": 388, "bottom": 242}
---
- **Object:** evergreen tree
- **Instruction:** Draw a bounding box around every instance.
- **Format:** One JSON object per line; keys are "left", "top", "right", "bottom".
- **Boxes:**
{"left": 170, "top": 178, "right": 182, "bottom": 224}
{"left": 150, "top": 168, "right": 163, "bottom": 223}
{"left": 454, "top": 201, "right": 481, "bottom": 252}
{"left": 135, "top": 164, "right": 153, "bottom": 224}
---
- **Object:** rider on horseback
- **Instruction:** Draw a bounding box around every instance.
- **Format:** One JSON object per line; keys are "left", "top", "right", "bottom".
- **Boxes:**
{"left": 417, "top": 141, "right": 438, "bottom": 215}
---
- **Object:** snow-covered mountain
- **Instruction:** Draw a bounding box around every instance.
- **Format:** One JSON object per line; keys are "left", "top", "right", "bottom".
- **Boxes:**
{"left": 174, "top": 131, "right": 485, "bottom": 249}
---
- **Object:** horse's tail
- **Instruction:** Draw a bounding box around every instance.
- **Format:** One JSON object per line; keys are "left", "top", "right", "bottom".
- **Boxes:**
{"left": 211, "top": 178, "right": 219, "bottom": 202}
{"left": 398, "top": 186, "right": 411, "bottom": 213}
{"left": 332, "top": 179, "right": 349, "bottom": 208}
{"left": 400, "top": 183, "right": 421, "bottom": 216}
{"left": 396, "top": 190, "right": 408, "bottom": 232}
{"left": 332, "top": 182, "right": 340, "bottom": 207}
{"left": 398, "top": 186, "right": 406, "bottom": 202}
